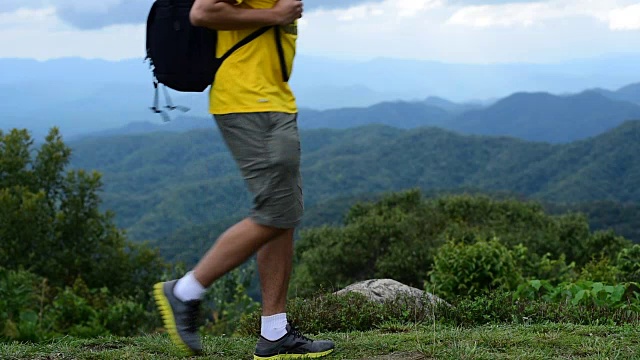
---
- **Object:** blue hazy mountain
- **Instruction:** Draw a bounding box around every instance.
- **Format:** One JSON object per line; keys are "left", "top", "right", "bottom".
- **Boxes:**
{"left": 450, "top": 91, "right": 640, "bottom": 143}
{"left": 80, "top": 89, "right": 640, "bottom": 144}
{"left": 594, "top": 83, "right": 640, "bottom": 104}
{"left": 2, "top": 55, "right": 640, "bottom": 138}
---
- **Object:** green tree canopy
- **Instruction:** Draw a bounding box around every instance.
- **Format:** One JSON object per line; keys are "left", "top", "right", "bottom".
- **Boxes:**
{"left": 291, "top": 189, "right": 632, "bottom": 297}
{"left": 0, "top": 128, "right": 165, "bottom": 299}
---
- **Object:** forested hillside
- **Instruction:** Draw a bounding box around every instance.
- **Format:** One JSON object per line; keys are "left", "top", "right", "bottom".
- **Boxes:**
{"left": 68, "top": 121, "right": 640, "bottom": 243}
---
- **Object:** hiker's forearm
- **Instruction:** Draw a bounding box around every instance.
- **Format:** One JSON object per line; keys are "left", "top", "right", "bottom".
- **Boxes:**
{"left": 190, "top": 0, "right": 279, "bottom": 30}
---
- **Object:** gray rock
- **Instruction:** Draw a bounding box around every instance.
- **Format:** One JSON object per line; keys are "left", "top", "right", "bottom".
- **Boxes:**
{"left": 334, "top": 279, "right": 447, "bottom": 307}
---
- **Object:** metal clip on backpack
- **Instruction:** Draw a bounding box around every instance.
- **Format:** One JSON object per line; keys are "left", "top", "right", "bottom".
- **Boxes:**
{"left": 145, "top": 0, "right": 275, "bottom": 121}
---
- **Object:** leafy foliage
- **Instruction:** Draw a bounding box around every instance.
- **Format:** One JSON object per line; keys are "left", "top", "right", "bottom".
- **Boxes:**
{"left": 238, "top": 286, "right": 640, "bottom": 336}
{"left": 203, "top": 265, "right": 260, "bottom": 336}
{"left": 449, "top": 290, "right": 640, "bottom": 327}
{"left": 0, "top": 128, "right": 166, "bottom": 296}
{"left": 291, "top": 190, "right": 445, "bottom": 296}
{"left": 291, "top": 190, "right": 633, "bottom": 298}
{"left": 237, "top": 292, "right": 431, "bottom": 336}
{"left": 0, "top": 128, "right": 166, "bottom": 342}
{"left": 429, "top": 238, "right": 522, "bottom": 299}
{"left": 616, "top": 245, "right": 640, "bottom": 283}
{"left": 515, "top": 280, "right": 640, "bottom": 312}
{"left": 0, "top": 268, "right": 151, "bottom": 342}
{"left": 546, "top": 201, "right": 640, "bottom": 246}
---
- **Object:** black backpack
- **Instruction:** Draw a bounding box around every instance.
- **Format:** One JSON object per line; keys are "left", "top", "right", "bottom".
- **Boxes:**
{"left": 145, "top": 0, "right": 284, "bottom": 121}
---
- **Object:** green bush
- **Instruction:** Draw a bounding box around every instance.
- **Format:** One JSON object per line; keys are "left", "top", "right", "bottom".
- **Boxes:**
{"left": 100, "top": 297, "right": 149, "bottom": 337}
{"left": 0, "top": 269, "right": 157, "bottom": 343}
{"left": 236, "top": 288, "right": 640, "bottom": 335}
{"left": 617, "top": 245, "right": 640, "bottom": 283}
{"left": 46, "top": 280, "right": 107, "bottom": 338}
{"left": 445, "top": 290, "right": 640, "bottom": 327}
{"left": 292, "top": 190, "right": 444, "bottom": 297}
{"left": 525, "top": 252, "right": 577, "bottom": 284}
{"left": 442, "top": 291, "right": 524, "bottom": 326}
{"left": 237, "top": 292, "right": 434, "bottom": 336}
{"left": 579, "top": 257, "right": 621, "bottom": 284}
{"left": 0, "top": 268, "right": 50, "bottom": 342}
{"left": 203, "top": 265, "right": 260, "bottom": 336}
{"left": 429, "top": 237, "right": 522, "bottom": 300}
{"left": 583, "top": 230, "right": 632, "bottom": 265}
{"left": 515, "top": 279, "right": 639, "bottom": 311}
{"left": 292, "top": 191, "right": 624, "bottom": 299}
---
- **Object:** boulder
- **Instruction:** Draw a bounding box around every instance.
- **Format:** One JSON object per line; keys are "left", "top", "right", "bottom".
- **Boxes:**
{"left": 334, "top": 279, "right": 447, "bottom": 307}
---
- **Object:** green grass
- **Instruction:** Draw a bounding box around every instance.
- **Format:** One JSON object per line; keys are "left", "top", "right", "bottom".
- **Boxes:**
{"left": 2, "top": 323, "right": 639, "bottom": 359}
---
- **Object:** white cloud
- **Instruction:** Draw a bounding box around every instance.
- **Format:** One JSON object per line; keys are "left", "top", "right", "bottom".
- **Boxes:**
{"left": 0, "top": 7, "right": 144, "bottom": 60}
{"left": 0, "top": 7, "right": 57, "bottom": 30}
{"left": 447, "top": 3, "right": 554, "bottom": 28}
{"left": 310, "top": 0, "right": 442, "bottom": 22}
{"left": 446, "top": 0, "right": 640, "bottom": 31}
{"left": 397, "top": 0, "right": 444, "bottom": 17}
{"left": 610, "top": 3, "right": 640, "bottom": 30}
{"left": 335, "top": 5, "right": 373, "bottom": 22}
{"left": 0, "top": 0, "right": 639, "bottom": 62}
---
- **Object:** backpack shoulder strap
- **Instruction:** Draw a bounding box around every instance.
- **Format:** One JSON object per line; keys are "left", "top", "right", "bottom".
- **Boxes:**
{"left": 218, "top": 26, "right": 273, "bottom": 62}
{"left": 274, "top": 26, "right": 289, "bottom": 82}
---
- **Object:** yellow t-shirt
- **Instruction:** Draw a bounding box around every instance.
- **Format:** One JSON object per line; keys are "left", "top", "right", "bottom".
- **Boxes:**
{"left": 210, "top": 0, "right": 297, "bottom": 114}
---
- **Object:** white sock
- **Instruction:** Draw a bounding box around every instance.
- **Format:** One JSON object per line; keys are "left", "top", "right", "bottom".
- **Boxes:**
{"left": 173, "top": 271, "right": 206, "bottom": 302}
{"left": 261, "top": 313, "right": 288, "bottom": 341}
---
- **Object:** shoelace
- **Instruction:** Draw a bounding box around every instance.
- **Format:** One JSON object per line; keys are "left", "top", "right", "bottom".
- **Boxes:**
{"left": 289, "top": 325, "right": 313, "bottom": 343}
{"left": 184, "top": 301, "right": 201, "bottom": 333}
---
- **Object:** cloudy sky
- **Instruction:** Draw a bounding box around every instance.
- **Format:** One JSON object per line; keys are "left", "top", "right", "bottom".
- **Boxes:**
{"left": 1, "top": 0, "right": 639, "bottom": 63}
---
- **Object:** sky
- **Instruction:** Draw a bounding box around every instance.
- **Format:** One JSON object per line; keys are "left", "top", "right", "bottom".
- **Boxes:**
{"left": 0, "top": 0, "right": 639, "bottom": 63}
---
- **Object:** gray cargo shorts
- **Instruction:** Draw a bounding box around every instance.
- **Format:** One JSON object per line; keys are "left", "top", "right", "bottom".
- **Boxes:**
{"left": 214, "top": 112, "right": 303, "bottom": 229}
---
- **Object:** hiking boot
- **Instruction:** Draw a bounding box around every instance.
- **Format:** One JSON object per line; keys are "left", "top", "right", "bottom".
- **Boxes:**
{"left": 254, "top": 323, "right": 335, "bottom": 359}
{"left": 153, "top": 280, "right": 202, "bottom": 355}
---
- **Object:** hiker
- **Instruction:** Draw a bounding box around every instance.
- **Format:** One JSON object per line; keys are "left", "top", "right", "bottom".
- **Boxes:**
{"left": 152, "top": 0, "right": 335, "bottom": 358}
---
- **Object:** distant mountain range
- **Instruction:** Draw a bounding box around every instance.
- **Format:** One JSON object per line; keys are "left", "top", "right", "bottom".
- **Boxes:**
{"left": 80, "top": 86, "right": 640, "bottom": 144}
{"left": 2, "top": 55, "right": 640, "bottom": 138}
{"left": 67, "top": 120, "right": 640, "bottom": 241}
{"left": 449, "top": 90, "right": 640, "bottom": 143}
{"left": 595, "top": 83, "right": 640, "bottom": 104}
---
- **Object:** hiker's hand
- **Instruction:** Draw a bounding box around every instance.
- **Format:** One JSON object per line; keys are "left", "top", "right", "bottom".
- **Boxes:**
{"left": 272, "top": 0, "right": 303, "bottom": 25}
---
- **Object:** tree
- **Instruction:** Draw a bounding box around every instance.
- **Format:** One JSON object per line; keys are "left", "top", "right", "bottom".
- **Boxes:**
{"left": 291, "top": 190, "right": 634, "bottom": 297}
{"left": 0, "top": 128, "right": 165, "bottom": 299}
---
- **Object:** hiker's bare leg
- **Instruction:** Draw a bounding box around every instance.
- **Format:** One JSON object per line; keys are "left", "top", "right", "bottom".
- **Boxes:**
{"left": 258, "top": 228, "right": 295, "bottom": 316}
{"left": 193, "top": 218, "right": 286, "bottom": 287}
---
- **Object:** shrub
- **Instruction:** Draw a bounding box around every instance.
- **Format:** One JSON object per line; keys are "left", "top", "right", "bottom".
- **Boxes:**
{"left": 579, "top": 257, "right": 621, "bottom": 284}
{"left": 617, "top": 244, "right": 640, "bottom": 283}
{"left": 291, "top": 191, "right": 618, "bottom": 300}
{"left": 429, "top": 237, "right": 522, "bottom": 300}
{"left": 237, "top": 292, "right": 434, "bottom": 336}
{"left": 0, "top": 267, "right": 51, "bottom": 342}
{"left": 100, "top": 297, "right": 149, "bottom": 337}
{"left": 515, "top": 279, "right": 639, "bottom": 311}
{"left": 0, "top": 270, "right": 158, "bottom": 343}
{"left": 584, "top": 230, "right": 632, "bottom": 265}
{"left": 291, "top": 190, "right": 447, "bottom": 297}
{"left": 527, "top": 252, "right": 577, "bottom": 284}
{"left": 203, "top": 265, "right": 260, "bottom": 336}
{"left": 445, "top": 290, "right": 640, "bottom": 327}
